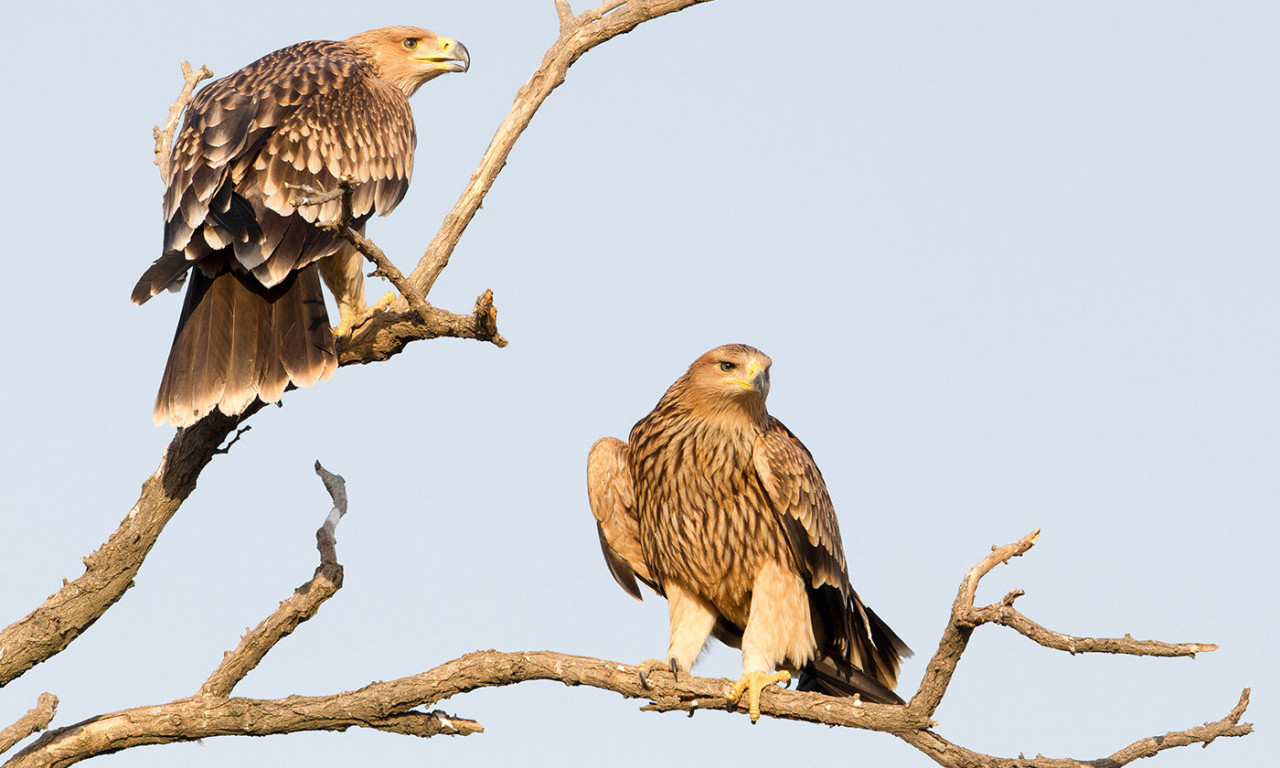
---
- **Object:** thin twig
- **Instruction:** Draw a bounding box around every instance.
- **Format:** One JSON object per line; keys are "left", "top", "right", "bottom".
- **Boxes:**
{"left": 407, "top": 0, "right": 717, "bottom": 299}
{"left": 1100, "top": 688, "right": 1252, "bottom": 766}
{"left": 198, "top": 464, "right": 349, "bottom": 698}
{"left": 970, "top": 598, "right": 1217, "bottom": 657}
{"left": 335, "top": 227, "right": 436, "bottom": 328}
{"left": 290, "top": 179, "right": 439, "bottom": 330}
{"left": 909, "top": 529, "right": 1041, "bottom": 715}
{"left": 897, "top": 688, "right": 1252, "bottom": 768}
{"left": 555, "top": 0, "right": 574, "bottom": 31}
{"left": 312, "top": 461, "right": 347, "bottom": 567}
{"left": 153, "top": 61, "right": 213, "bottom": 180}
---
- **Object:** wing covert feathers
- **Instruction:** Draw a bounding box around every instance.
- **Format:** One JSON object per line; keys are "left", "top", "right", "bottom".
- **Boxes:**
{"left": 754, "top": 416, "right": 912, "bottom": 699}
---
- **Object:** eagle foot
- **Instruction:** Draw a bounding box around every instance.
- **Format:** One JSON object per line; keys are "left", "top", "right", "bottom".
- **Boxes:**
{"left": 334, "top": 292, "right": 396, "bottom": 340}
{"left": 728, "top": 670, "right": 790, "bottom": 724}
{"left": 637, "top": 658, "right": 678, "bottom": 690}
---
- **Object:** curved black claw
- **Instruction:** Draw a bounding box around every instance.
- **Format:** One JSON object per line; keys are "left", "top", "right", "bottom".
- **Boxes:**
{"left": 638, "top": 657, "right": 680, "bottom": 690}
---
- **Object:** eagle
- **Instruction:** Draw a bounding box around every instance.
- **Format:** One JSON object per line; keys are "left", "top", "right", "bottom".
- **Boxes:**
{"left": 132, "top": 26, "right": 469, "bottom": 427}
{"left": 587, "top": 344, "right": 911, "bottom": 722}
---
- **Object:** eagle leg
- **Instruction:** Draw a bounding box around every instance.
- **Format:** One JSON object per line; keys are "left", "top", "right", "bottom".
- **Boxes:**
{"left": 727, "top": 669, "right": 791, "bottom": 724}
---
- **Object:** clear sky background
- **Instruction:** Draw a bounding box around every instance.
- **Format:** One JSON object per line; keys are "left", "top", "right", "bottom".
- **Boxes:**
{"left": 0, "top": 1, "right": 1274, "bottom": 766}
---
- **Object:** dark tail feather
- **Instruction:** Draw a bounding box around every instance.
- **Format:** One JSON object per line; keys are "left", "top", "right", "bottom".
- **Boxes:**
{"left": 802, "top": 586, "right": 913, "bottom": 705}
{"left": 798, "top": 654, "right": 905, "bottom": 705}
{"left": 153, "top": 262, "right": 336, "bottom": 427}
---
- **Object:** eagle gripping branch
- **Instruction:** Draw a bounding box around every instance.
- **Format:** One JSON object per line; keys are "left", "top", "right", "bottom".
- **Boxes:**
{"left": 0, "top": 1, "right": 1254, "bottom": 766}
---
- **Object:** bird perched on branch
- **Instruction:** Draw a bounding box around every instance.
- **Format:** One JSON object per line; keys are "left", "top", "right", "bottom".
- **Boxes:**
{"left": 587, "top": 344, "right": 911, "bottom": 722}
{"left": 133, "top": 26, "right": 469, "bottom": 427}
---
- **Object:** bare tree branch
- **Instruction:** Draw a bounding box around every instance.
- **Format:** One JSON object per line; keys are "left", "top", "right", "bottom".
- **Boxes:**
{"left": 908, "top": 529, "right": 1219, "bottom": 719}
{"left": 0, "top": 694, "right": 57, "bottom": 756}
{"left": 896, "top": 688, "right": 1252, "bottom": 768}
{"left": 889, "top": 530, "right": 1249, "bottom": 768}
{"left": 909, "top": 528, "right": 1042, "bottom": 716}
{"left": 6, "top": 695, "right": 481, "bottom": 768}
{"left": 152, "top": 61, "right": 212, "bottom": 179}
{"left": 333, "top": 0, "right": 719, "bottom": 363}
{"left": 5, "top": 651, "right": 1251, "bottom": 768}
{"left": 969, "top": 590, "right": 1217, "bottom": 658}
{"left": 0, "top": 407, "right": 260, "bottom": 689}
{"left": 198, "top": 463, "right": 349, "bottom": 698}
{"left": 406, "top": 0, "right": 716, "bottom": 305}
{"left": 6, "top": 534, "right": 1250, "bottom": 768}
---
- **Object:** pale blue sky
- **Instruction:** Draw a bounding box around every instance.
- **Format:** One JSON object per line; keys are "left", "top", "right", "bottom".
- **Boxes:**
{"left": 1, "top": 2, "right": 1274, "bottom": 766}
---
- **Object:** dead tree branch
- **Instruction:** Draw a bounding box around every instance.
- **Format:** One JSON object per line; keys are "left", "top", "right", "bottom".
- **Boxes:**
{"left": 198, "top": 463, "right": 348, "bottom": 698}
{"left": 890, "top": 530, "right": 1250, "bottom": 767}
{"left": 0, "top": 407, "right": 261, "bottom": 688}
{"left": 6, "top": 533, "right": 1250, "bottom": 768}
{"left": 411, "top": 0, "right": 715, "bottom": 296}
{"left": 152, "top": 61, "right": 211, "bottom": 179}
{"left": 0, "top": 694, "right": 57, "bottom": 756}
{"left": 290, "top": 178, "right": 441, "bottom": 331}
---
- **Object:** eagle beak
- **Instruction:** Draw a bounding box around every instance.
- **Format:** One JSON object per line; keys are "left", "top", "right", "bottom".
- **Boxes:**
{"left": 730, "top": 361, "right": 770, "bottom": 398}
{"left": 425, "top": 38, "right": 469, "bottom": 72}
{"left": 745, "top": 361, "right": 769, "bottom": 397}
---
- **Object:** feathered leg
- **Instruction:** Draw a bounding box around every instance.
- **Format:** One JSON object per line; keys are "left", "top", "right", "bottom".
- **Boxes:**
{"left": 729, "top": 561, "right": 814, "bottom": 723}
{"left": 320, "top": 236, "right": 393, "bottom": 339}
{"left": 638, "top": 581, "right": 717, "bottom": 687}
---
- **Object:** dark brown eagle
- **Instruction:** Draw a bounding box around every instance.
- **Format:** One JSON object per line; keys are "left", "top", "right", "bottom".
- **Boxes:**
{"left": 133, "top": 26, "right": 469, "bottom": 427}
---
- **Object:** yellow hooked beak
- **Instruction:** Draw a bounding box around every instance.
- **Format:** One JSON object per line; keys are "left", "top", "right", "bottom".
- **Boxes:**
{"left": 728, "top": 360, "right": 769, "bottom": 397}
{"left": 419, "top": 37, "right": 470, "bottom": 72}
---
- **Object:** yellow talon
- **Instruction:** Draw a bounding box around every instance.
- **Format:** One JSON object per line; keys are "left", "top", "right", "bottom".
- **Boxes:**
{"left": 333, "top": 292, "right": 396, "bottom": 340}
{"left": 728, "top": 670, "right": 790, "bottom": 724}
{"left": 372, "top": 291, "right": 395, "bottom": 312}
{"left": 333, "top": 309, "right": 358, "bottom": 340}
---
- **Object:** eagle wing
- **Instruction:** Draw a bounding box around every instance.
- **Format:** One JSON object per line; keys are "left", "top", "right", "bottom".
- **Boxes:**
{"left": 586, "top": 437, "right": 655, "bottom": 601}
{"left": 752, "top": 417, "right": 911, "bottom": 699}
{"left": 134, "top": 41, "right": 416, "bottom": 302}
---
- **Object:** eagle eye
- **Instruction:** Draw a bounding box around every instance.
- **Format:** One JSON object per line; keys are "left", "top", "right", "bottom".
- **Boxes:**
{"left": 403, "top": 38, "right": 419, "bottom": 50}
{"left": 719, "top": 361, "right": 736, "bottom": 373}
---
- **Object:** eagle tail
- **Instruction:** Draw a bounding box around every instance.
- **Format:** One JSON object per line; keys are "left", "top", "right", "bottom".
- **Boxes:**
{"left": 797, "top": 653, "right": 905, "bottom": 704}
{"left": 152, "top": 261, "right": 336, "bottom": 427}
{"left": 799, "top": 588, "right": 913, "bottom": 705}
